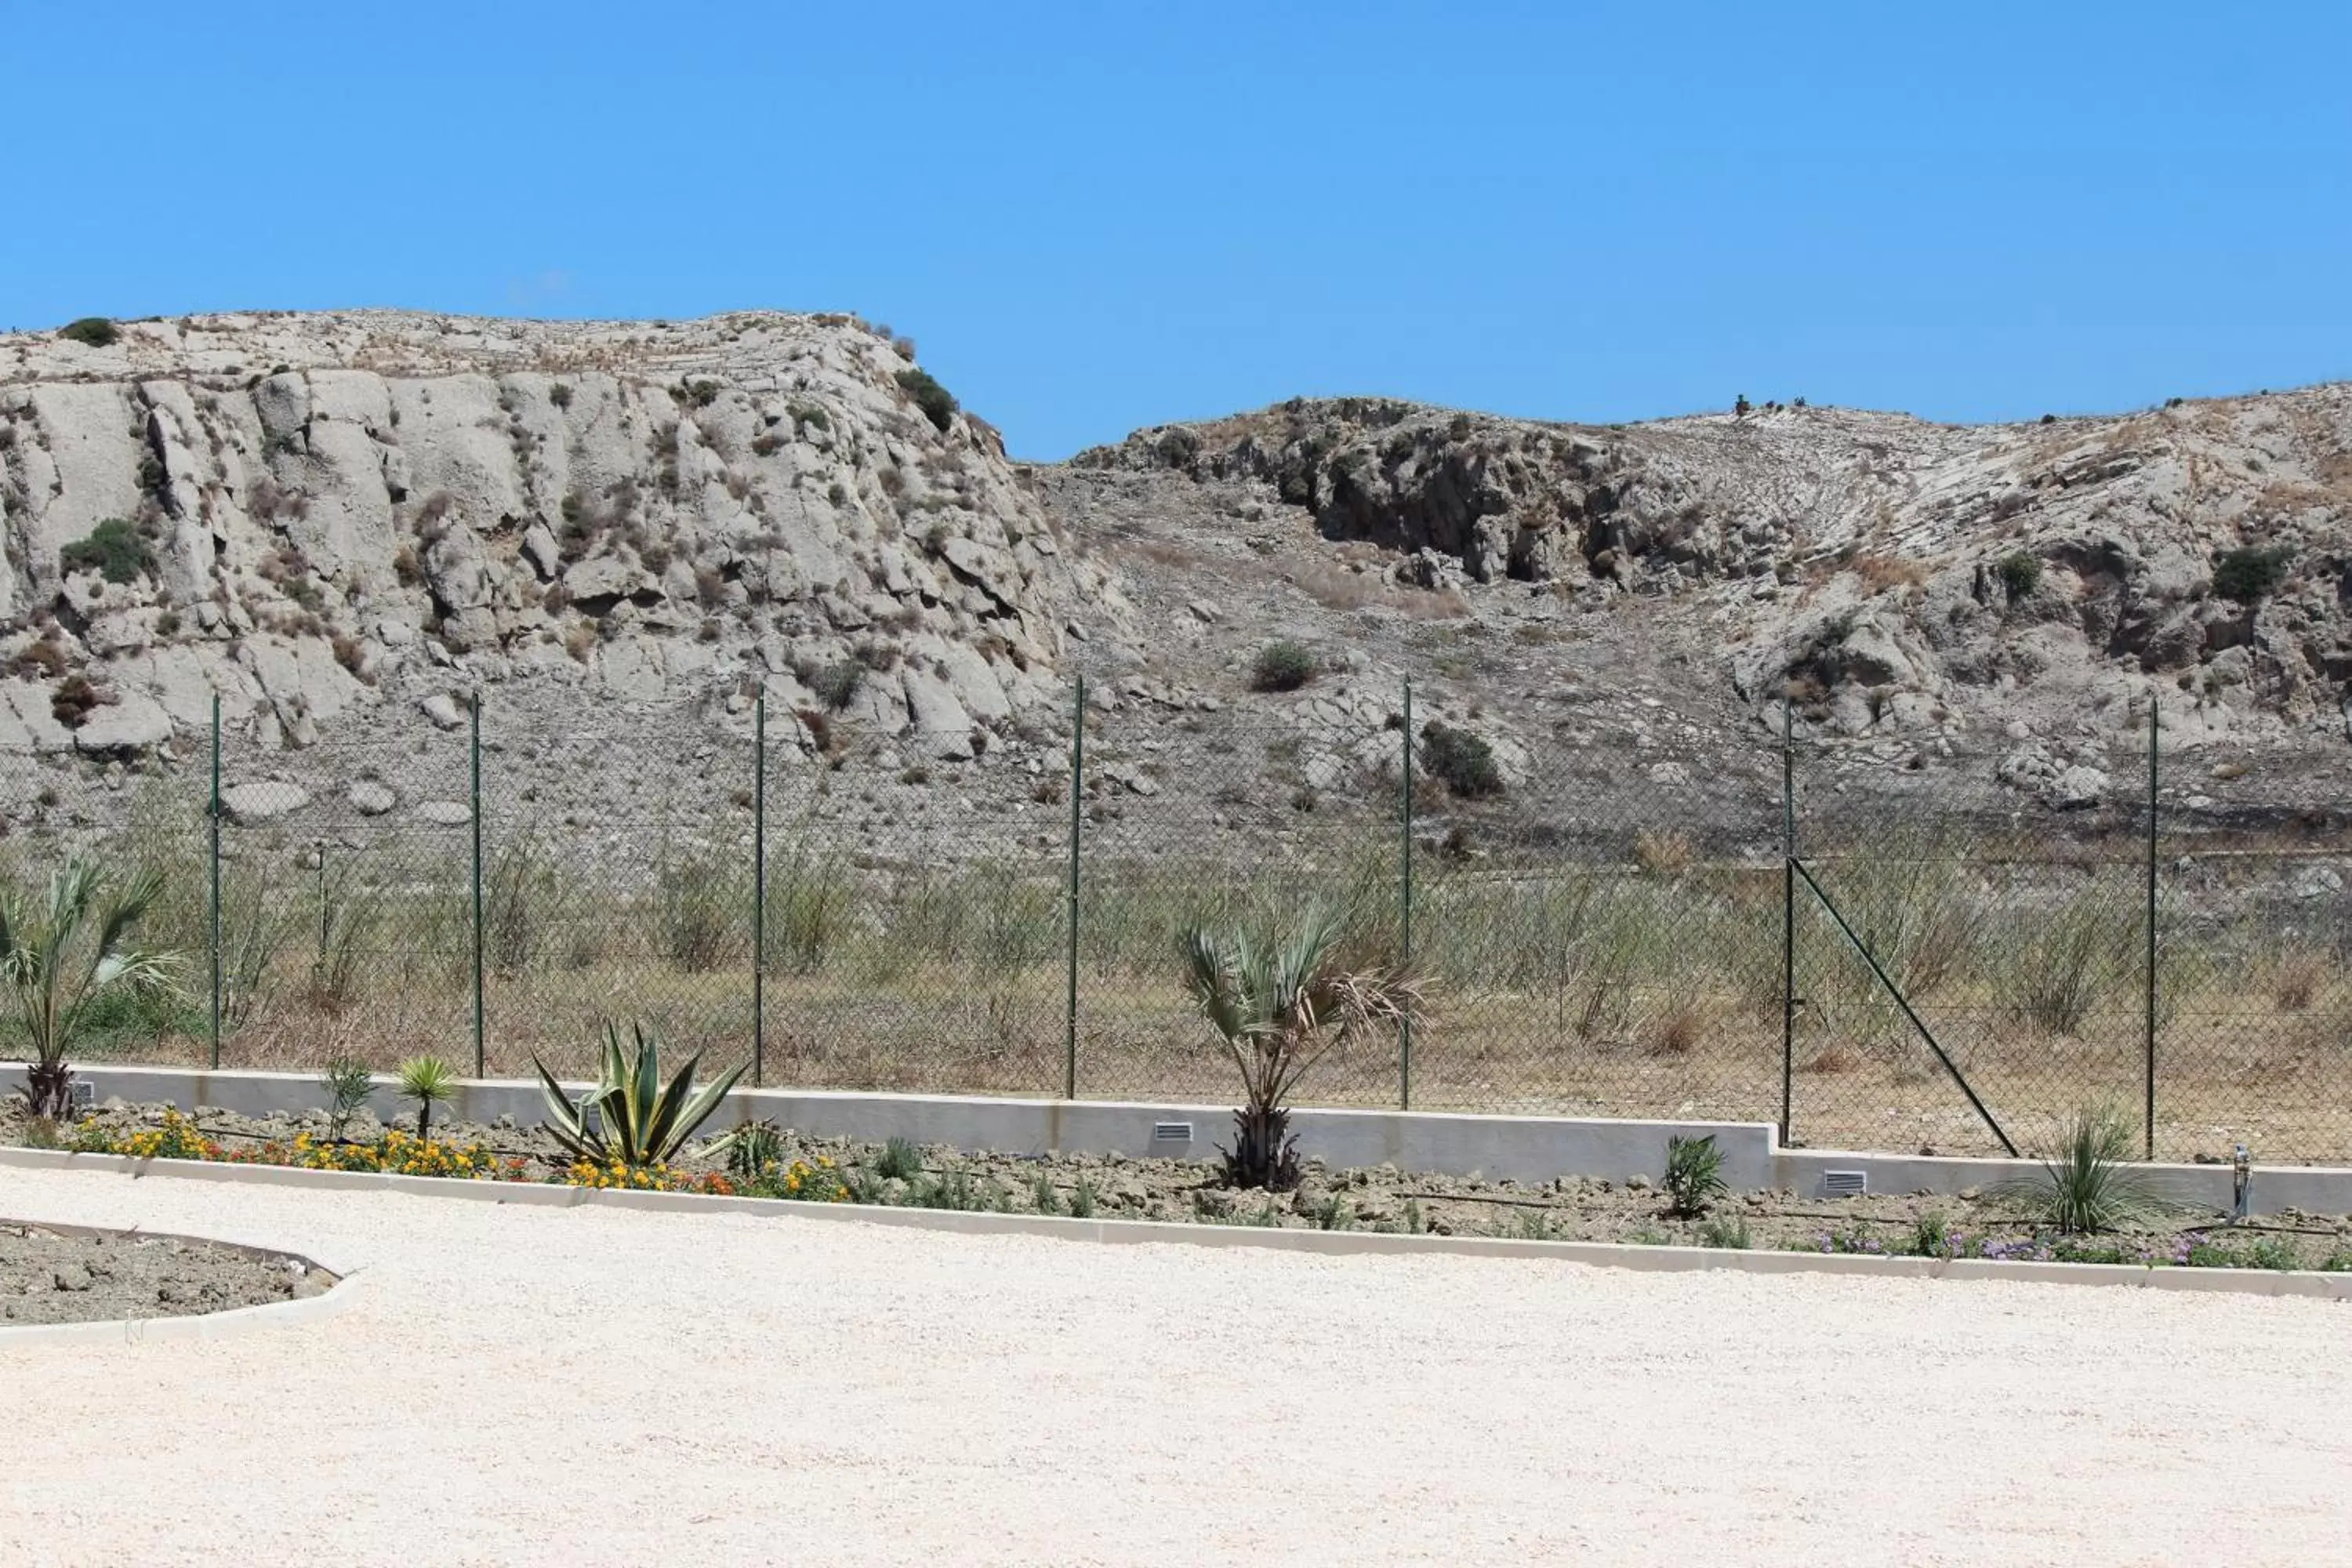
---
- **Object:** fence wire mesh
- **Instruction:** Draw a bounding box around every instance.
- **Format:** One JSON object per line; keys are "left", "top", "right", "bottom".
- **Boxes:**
{"left": 9, "top": 686, "right": 2352, "bottom": 1166}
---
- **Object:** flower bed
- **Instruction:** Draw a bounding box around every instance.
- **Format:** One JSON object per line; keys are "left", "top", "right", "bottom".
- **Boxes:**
{"left": 67, "top": 1110, "right": 847, "bottom": 1201}
{"left": 24, "top": 1103, "right": 2352, "bottom": 1274}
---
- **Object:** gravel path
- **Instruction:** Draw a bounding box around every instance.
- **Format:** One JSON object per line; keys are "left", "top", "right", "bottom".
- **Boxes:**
{"left": 1, "top": 1167, "right": 2347, "bottom": 1566}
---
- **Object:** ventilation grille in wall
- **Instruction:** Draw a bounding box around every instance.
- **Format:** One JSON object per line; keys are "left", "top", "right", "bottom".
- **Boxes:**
{"left": 1822, "top": 1170, "right": 1868, "bottom": 1198}
{"left": 1151, "top": 1122, "right": 1194, "bottom": 1144}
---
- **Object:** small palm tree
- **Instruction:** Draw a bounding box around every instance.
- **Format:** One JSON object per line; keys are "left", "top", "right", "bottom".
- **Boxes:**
{"left": 1, "top": 857, "right": 176, "bottom": 1119}
{"left": 1178, "top": 903, "right": 1424, "bottom": 1190}
{"left": 396, "top": 1054, "right": 459, "bottom": 1142}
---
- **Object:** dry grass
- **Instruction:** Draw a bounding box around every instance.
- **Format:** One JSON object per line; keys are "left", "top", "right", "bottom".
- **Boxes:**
{"left": 1634, "top": 829, "right": 1693, "bottom": 877}
{"left": 1853, "top": 554, "right": 1929, "bottom": 593}
{"left": 1290, "top": 561, "right": 1470, "bottom": 619}
{"left": 22, "top": 802, "right": 2352, "bottom": 1165}
{"left": 1125, "top": 539, "right": 1203, "bottom": 572}
{"left": 2273, "top": 951, "right": 2327, "bottom": 1012}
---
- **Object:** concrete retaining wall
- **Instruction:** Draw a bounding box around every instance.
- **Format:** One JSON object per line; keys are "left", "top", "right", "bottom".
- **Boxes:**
{"left": 22, "top": 1062, "right": 2352, "bottom": 1218}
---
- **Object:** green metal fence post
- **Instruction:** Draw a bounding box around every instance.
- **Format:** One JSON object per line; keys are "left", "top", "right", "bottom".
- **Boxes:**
{"left": 753, "top": 692, "right": 767, "bottom": 1088}
{"left": 1064, "top": 673, "right": 1084, "bottom": 1101}
{"left": 1400, "top": 677, "right": 1414, "bottom": 1110}
{"left": 2145, "top": 699, "right": 2159, "bottom": 1160}
{"left": 1780, "top": 699, "right": 1795, "bottom": 1145}
{"left": 316, "top": 840, "right": 328, "bottom": 973}
{"left": 208, "top": 691, "right": 222, "bottom": 1071}
{"left": 469, "top": 691, "right": 485, "bottom": 1080}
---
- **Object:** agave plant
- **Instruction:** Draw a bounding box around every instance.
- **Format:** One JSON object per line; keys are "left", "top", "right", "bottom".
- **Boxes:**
{"left": 1994, "top": 1106, "right": 2180, "bottom": 1236}
{"left": 1178, "top": 902, "right": 1424, "bottom": 1191}
{"left": 2, "top": 857, "right": 176, "bottom": 1118}
{"left": 533, "top": 1022, "right": 745, "bottom": 1168}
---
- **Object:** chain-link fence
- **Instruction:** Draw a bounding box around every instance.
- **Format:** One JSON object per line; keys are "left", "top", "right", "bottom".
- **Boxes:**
{"left": 9, "top": 684, "right": 2351, "bottom": 1165}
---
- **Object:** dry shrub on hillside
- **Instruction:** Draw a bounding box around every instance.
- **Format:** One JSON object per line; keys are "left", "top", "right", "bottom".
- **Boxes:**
{"left": 1642, "top": 1000, "right": 1706, "bottom": 1058}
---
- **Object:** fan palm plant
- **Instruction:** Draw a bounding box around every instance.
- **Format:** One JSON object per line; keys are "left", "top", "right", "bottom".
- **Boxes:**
{"left": 2, "top": 857, "right": 176, "bottom": 1118}
{"left": 533, "top": 1022, "right": 745, "bottom": 1168}
{"left": 396, "top": 1054, "right": 459, "bottom": 1142}
{"left": 1178, "top": 902, "right": 1424, "bottom": 1190}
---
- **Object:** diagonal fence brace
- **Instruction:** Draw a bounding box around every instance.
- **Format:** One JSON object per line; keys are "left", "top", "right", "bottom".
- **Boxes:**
{"left": 1790, "top": 855, "right": 2018, "bottom": 1158}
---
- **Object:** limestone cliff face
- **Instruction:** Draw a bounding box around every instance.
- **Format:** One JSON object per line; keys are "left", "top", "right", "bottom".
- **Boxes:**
{"left": 0, "top": 310, "right": 1109, "bottom": 760}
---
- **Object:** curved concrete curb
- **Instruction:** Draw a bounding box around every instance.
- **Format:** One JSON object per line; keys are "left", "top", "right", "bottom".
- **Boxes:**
{"left": 5, "top": 1145, "right": 2348, "bottom": 1301}
{"left": 0, "top": 1214, "right": 360, "bottom": 1349}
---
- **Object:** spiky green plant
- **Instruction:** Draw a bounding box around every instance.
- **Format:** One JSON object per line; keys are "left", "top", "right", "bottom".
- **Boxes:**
{"left": 873, "top": 1134, "right": 924, "bottom": 1181}
{"left": 1178, "top": 902, "right": 1424, "bottom": 1190}
{"left": 396, "top": 1054, "right": 459, "bottom": 1142}
{"left": 1, "top": 857, "right": 177, "bottom": 1117}
{"left": 920, "top": 1170, "right": 980, "bottom": 1211}
{"left": 1697, "top": 1214, "right": 1752, "bottom": 1249}
{"left": 532, "top": 1022, "right": 745, "bottom": 1169}
{"left": 1663, "top": 1133, "right": 1728, "bottom": 1218}
{"left": 705, "top": 1117, "right": 782, "bottom": 1178}
{"left": 1994, "top": 1106, "right": 2179, "bottom": 1236}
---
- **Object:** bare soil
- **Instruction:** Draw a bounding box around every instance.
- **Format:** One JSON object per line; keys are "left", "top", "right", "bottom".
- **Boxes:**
{"left": 0, "top": 1219, "right": 323, "bottom": 1327}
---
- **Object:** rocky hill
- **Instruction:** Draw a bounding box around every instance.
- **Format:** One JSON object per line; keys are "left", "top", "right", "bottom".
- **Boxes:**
{"left": 0, "top": 311, "right": 1117, "bottom": 853}
{"left": 6, "top": 310, "right": 2350, "bottom": 862}
{"left": 1052, "top": 384, "right": 2352, "bottom": 833}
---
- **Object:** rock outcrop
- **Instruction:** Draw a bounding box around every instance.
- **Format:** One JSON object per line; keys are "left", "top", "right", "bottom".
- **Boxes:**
{"left": 1, "top": 310, "right": 1111, "bottom": 764}
{"left": 1073, "top": 389, "right": 2352, "bottom": 808}
{"left": 9, "top": 310, "right": 2352, "bottom": 855}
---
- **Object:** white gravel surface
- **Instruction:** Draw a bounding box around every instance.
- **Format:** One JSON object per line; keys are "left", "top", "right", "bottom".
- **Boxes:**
{"left": 2, "top": 1167, "right": 2349, "bottom": 1566}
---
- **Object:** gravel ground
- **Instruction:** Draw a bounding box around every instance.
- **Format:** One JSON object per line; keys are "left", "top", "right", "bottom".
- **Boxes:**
{"left": 0, "top": 1167, "right": 2347, "bottom": 1566}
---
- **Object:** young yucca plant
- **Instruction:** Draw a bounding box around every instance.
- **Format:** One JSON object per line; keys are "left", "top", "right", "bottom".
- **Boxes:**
{"left": 319, "top": 1055, "right": 376, "bottom": 1142}
{"left": 1663, "top": 1133, "right": 1729, "bottom": 1218}
{"left": 396, "top": 1054, "right": 459, "bottom": 1142}
{"left": 2, "top": 857, "right": 177, "bottom": 1118}
{"left": 532, "top": 1022, "right": 745, "bottom": 1168}
{"left": 1994, "top": 1106, "right": 2180, "bottom": 1236}
{"left": 1178, "top": 902, "right": 1425, "bottom": 1191}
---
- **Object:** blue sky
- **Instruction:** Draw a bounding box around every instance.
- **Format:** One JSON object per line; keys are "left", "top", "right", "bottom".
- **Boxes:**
{"left": 5, "top": 2, "right": 2347, "bottom": 458}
